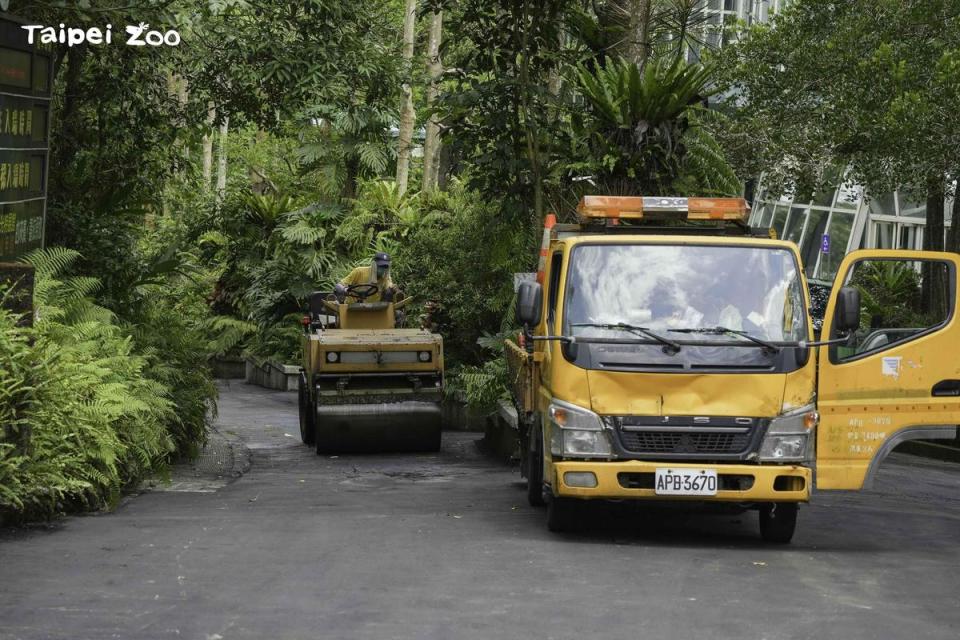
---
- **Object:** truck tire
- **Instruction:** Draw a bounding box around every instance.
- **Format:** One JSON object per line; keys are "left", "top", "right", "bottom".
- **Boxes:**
{"left": 526, "top": 421, "right": 546, "bottom": 507}
{"left": 759, "top": 502, "right": 798, "bottom": 544}
{"left": 298, "top": 373, "right": 316, "bottom": 446}
{"left": 546, "top": 497, "right": 579, "bottom": 533}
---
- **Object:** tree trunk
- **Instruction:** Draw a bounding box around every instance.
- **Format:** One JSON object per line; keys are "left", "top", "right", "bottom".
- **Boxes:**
{"left": 947, "top": 185, "right": 960, "bottom": 254}
{"left": 922, "top": 182, "right": 946, "bottom": 317}
{"left": 167, "top": 73, "right": 189, "bottom": 161}
{"left": 51, "top": 44, "right": 87, "bottom": 189}
{"left": 202, "top": 103, "right": 215, "bottom": 190}
{"left": 163, "top": 73, "right": 189, "bottom": 217}
{"left": 46, "top": 44, "right": 87, "bottom": 248}
{"left": 422, "top": 10, "right": 444, "bottom": 193}
{"left": 342, "top": 156, "right": 359, "bottom": 201}
{"left": 437, "top": 142, "right": 452, "bottom": 192}
{"left": 395, "top": 0, "right": 418, "bottom": 195}
{"left": 216, "top": 116, "right": 229, "bottom": 200}
{"left": 625, "top": 0, "right": 653, "bottom": 67}
{"left": 517, "top": 0, "right": 544, "bottom": 221}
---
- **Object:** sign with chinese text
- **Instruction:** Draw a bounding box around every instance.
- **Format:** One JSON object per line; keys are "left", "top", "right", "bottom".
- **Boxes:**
{"left": 0, "top": 14, "right": 51, "bottom": 261}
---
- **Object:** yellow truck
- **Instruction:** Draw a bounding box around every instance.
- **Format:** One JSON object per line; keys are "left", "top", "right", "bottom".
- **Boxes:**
{"left": 507, "top": 195, "right": 960, "bottom": 542}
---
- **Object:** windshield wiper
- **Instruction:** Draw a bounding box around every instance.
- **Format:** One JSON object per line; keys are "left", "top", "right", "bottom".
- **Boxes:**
{"left": 572, "top": 322, "right": 682, "bottom": 354}
{"left": 668, "top": 326, "right": 781, "bottom": 354}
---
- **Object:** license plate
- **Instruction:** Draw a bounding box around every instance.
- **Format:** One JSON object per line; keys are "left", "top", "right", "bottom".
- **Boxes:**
{"left": 654, "top": 468, "right": 718, "bottom": 496}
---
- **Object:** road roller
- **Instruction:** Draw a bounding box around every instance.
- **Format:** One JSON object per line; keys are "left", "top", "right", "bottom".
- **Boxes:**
{"left": 298, "top": 284, "right": 444, "bottom": 453}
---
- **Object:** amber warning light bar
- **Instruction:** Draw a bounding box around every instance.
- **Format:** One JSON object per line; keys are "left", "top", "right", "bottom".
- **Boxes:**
{"left": 577, "top": 196, "right": 748, "bottom": 222}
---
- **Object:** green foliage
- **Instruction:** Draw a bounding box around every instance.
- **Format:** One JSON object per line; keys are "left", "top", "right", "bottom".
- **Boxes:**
{"left": 298, "top": 104, "right": 399, "bottom": 200}
{"left": 193, "top": 184, "right": 360, "bottom": 364}
{"left": 393, "top": 181, "right": 534, "bottom": 365}
{"left": 203, "top": 315, "right": 258, "bottom": 358}
{"left": 448, "top": 296, "right": 518, "bottom": 413}
{"left": 337, "top": 180, "right": 422, "bottom": 252}
{"left": 439, "top": 0, "right": 576, "bottom": 220}
{"left": 0, "top": 250, "right": 191, "bottom": 521}
{"left": 715, "top": 0, "right": 960, "bottom": 200}
{"left": 190, "top": 2, "right": 402, "bottom": 130}
{"left": 574, "top": 57, "right": 729, "bottom": 195}
{"left": 678, "top": 109, "right": 743, "bottom": 197}
{"left": 577, "top": 57, "right": 713, "bottom": 131}
{"left": 456, "top": 358, "right": 509, "bottom": 414}
{"left": 850, "top": 261, "right": 925, "bottom": 329}
{"left": 126, "top": 299, "right": 218, "bottom": 456}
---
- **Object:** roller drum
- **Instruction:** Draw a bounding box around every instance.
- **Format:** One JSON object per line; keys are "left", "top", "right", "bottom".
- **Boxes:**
{"left": 315, "top": 401, "right": 442, "bottom": 453}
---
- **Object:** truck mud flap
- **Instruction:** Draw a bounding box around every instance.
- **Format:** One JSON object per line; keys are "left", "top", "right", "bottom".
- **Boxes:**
{"left": 315, "top": 401, "right": 442, "bottom": 453}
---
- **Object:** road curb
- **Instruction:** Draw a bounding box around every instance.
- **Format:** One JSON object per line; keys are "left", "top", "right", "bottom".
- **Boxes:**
{"left": 141, "top": 426, "right": 251, "bottom": 493}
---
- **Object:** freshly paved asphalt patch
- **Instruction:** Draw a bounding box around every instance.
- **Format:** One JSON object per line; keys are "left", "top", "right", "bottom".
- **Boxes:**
{"left": 1, "top": 381, "right": 958, "bottom": 639}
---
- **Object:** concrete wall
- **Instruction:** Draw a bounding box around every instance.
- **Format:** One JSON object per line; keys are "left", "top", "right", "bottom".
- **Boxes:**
{"left": 244, "top": 359, "right": 300, "bottom": 392}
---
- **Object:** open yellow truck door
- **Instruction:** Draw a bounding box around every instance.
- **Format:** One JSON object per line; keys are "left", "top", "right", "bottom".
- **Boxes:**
{"left": 816, "top": 249, "right": 960, "bottom": 489}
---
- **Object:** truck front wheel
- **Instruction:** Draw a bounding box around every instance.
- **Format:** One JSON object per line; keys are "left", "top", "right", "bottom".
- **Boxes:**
{"left": 759, "top": 502, "right": 798, "bottom": 544}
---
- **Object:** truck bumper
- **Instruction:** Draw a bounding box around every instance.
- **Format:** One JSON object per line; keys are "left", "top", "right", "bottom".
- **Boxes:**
{"left": 552, "top": 460, "right": 810, "bottom": 502}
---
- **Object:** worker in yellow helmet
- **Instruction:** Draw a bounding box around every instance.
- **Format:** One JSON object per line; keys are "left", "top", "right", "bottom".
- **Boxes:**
{"left": 334, "top": 252, "right": 398, "bottom": 303}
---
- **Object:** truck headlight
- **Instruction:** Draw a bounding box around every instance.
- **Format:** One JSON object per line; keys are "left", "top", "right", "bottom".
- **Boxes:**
{"left": 418, "top": 351, "right": 432, "bottom": 362}
{"left": 326, "top": 351, "right": 339, "bottom": 363}
{"left": 547, "top": 400, "right": 613, "bottom": 458}
{"left": 759, "top": 404, "right": 818, "bottom": 463}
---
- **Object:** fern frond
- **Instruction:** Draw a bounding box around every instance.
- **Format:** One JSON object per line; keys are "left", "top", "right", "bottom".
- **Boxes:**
{"left": 21, "top": 247, "right": 81, "bottom": 280}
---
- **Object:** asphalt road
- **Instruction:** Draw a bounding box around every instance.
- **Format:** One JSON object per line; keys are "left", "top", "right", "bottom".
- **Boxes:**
{"left": 2, "top": 382, "right": 959, "bottom": 640}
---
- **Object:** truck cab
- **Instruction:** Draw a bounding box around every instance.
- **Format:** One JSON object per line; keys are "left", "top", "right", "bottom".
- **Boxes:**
{"left": 507, "top": 195, "right": 960, "bottom": 542}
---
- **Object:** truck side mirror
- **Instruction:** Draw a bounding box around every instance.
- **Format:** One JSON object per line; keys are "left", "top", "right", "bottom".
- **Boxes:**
{"left": 834, "top": 286, "right": 861, "bottom": 333}
{"left": 515, "top": 281, "right": 543, "bottom": 327}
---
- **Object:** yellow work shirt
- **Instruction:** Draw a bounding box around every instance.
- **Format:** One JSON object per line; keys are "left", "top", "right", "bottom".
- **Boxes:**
{"left": 340, "top": 265, "right": 394, "bottom": 302}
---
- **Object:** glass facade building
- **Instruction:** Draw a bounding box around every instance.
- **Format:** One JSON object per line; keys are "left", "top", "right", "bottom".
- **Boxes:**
{"left": 749, "top": 177, "right": 956, "bottom": 283}
{"left": 686, "top": 0, "right": 792, "bottom": 61}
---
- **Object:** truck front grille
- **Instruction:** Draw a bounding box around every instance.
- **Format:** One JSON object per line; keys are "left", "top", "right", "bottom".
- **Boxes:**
{"left": 608, "top": 415, "right": 764, "bottom": 459}
{"left": 619, "top": 430, "right": 751, "bottom": 455}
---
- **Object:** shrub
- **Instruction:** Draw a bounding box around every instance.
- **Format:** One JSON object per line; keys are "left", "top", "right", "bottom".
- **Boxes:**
{"left": 0, "top": 248, "right": 216, "bottom": 522}
{"left": 0, "top": 303, "right": 174, "bottom": 520}
{"left": 126, "top": 299, "right": 218, "bottom": 456}
{"left": 393, "top": 182, "right": 535, "bottom": 366}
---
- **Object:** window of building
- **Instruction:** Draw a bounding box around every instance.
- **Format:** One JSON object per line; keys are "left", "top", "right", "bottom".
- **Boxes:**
{"left": 899, "top": 225, "right": 922, "bottom": 250}
{"left": 834, "top": 182, "right": 862, "bottom": 209}
{"left": 799, "top": 208, "right": 830, "bottom": 277}
{"left": 818, "top": 210, "right": 854, "bottom": 282}
{"left": 897, "top": 193, "right": 924, "bottom": 214}
{"left": 771, "top": 204, "right": 790, "bottom": 236}
{"left": 782, "top": 205, "right": 808, "bottom": 246}
{"left": 812, "top": 189, "right": 834, "bottom": 208}
{"left": 901, "top": 205, "right": 926, "bottom": 218}
{"left": 761, "top": 203, "right": 777, "bottom": 227}
{"left": 872, "top": 220, "right": 896, "bottom": 248}
{"left": 867, "top": 193, "right": 896, "bottom": 217}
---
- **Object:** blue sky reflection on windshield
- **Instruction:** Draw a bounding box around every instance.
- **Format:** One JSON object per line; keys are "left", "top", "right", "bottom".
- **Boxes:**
{"left": 563, "top": 244, "right": 807, "bottom": 342}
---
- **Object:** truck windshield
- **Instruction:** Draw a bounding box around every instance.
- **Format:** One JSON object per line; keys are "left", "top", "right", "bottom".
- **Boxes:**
{"left": 563, "top": 244, "right": 807, "bottom": 348}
